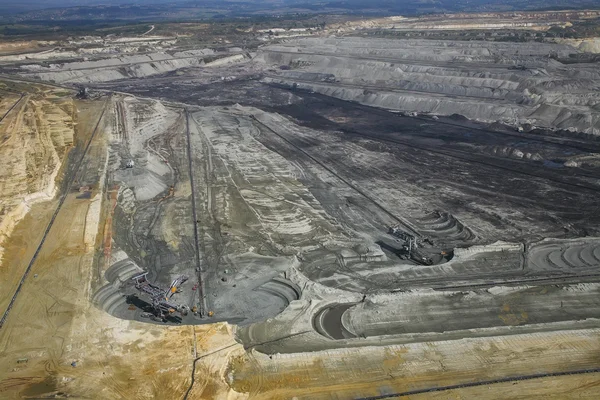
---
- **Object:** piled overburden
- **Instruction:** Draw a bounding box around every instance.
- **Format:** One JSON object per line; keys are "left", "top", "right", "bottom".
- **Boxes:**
{"left": 258, "top": 37, "right": 600, "bottom": 135}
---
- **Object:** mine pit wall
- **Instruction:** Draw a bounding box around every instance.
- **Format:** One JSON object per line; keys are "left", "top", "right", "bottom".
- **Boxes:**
{"left": 262, "top": 76, "right": 600, "bottom": 136}
{"left": 0, "top": 94, "right": 108, "bottom": 337}
{"left": 84, "top": 116, "right": 111, "bottom": 252}
{"left": 256, "top": 38, "right": 600, "bottom": 135}
{"left": 90, "top": 97, "right": 206, "bottom": 323}
{"left": 16, "top": 50, "right": 249, "bottom": 84}
{"left": 67, "top": 98, "right": 111, "bottom": 304}
{"left": 344, "top": 284, "right": 600, "bottom": 338}
{"left": 527, "top": 237, "right": 600, "bottom": 271}
{"left": 92, "top": 259, "right": 144, "bottom": 315}
{"left": 558, "top": 37, "right": 600, "bottom": 54}
{"left": 78, "top": 155, "right": 110, "bottom": 311}
{"left": 257, "top": 277, "right": 302, "bottom": 305}
{"left": 0, "top": 95, "right": 76, "bottom": 264}
{"left": 265, "top": 77, "right": 519, "bottom": 120}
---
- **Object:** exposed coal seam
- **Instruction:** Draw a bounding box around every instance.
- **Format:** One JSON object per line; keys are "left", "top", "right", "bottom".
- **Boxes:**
{"left": 340, "top": 128, "right": 600, "bottom": 193}
{"left": 276, "top": 84, "right": 600, "bottom": 154}
{"left": 409, "top": 114, "right": 600, "bottom": 154}
{"left": 0, "top": 97, "right": 109, "bottom": 329}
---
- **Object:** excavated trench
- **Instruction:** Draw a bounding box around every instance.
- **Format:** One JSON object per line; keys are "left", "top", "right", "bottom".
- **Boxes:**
{"left": 313, "top": 303, "right": 358, "bottom": 340}
{"left": 313, "top": 281, "right": 600, "bottom": 342}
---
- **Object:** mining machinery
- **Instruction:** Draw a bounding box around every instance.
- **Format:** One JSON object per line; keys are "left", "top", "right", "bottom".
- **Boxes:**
{"left": 388, "top": 226, "right": 418, "bottom": 256}
{"left": 388, "top": 226, "right": 433, "bottom": 265}
{"left": 129, "top": 272, "right": 190, "bottom": 322}
{"left": 76, "top": 86, "right": 89, "bottom": 99}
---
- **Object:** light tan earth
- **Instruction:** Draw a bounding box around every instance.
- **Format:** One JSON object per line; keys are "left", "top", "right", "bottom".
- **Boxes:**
{"left": 228, "top": 328, "right": 600, "bottom": 399}
{"left": 418, "top": 375, "right": 600, "bottom": 399}
{"left": 0, "top": 41, "right": 51, "bottom": 55}
{"left": 0, "top": 81, "right": 75, "bottom": 266}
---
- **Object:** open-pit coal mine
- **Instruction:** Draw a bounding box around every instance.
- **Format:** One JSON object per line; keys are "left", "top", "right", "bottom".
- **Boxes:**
{"left": 1, "top": 9, "right": 600, "bottom": 399}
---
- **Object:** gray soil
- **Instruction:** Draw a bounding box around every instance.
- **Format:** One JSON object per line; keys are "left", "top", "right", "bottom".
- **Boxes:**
{"left": 11, "top": 34, "right": 599, "bottom": 350}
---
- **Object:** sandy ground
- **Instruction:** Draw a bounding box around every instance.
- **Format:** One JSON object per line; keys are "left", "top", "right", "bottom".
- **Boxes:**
{"left": 0, "top": 80, "right": 78, "bottom": 313}
{"left": 0, "top": 201, "right": 55, "bottom": 317}
{"left": 416, "top": 374, "right": 600, "bottom": 399}
{"left": 0, "top": 220, "right": 242, "bottom": 399}
{"left": 0, "top": 81, "right": 75, "bottom": 264}
{"left": 229, "top": 328, "right": 600, "bottom": 399}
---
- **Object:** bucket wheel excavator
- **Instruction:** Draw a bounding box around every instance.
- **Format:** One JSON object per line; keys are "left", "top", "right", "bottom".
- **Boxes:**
{"left": 128, "top": 272, "right": 190, "bottom": 322}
